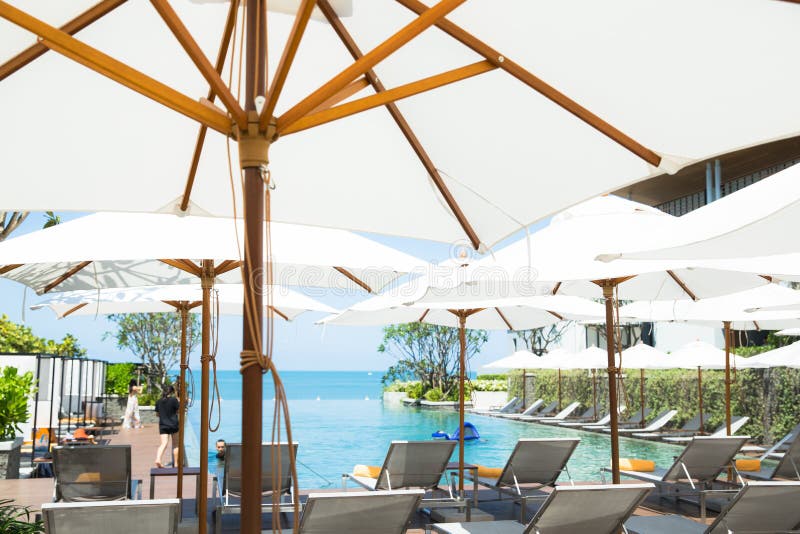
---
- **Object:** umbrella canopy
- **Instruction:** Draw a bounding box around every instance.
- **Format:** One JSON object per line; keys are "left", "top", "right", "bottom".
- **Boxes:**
{"left": 3, "top": 2, "right": 800, "bottom": 247}
{"left": 667, "top": 341, "right": 762, "bottom": 370}
{"left": 0, "top": 212, "right": 426, "bottom": 294}
{"left": 618, "top": 285, "right": 800, "bottom": 331}
{"left": 619, "top": 343, "right": 672, "bottom": 370}
{"left": 483, "top": 348, "right": 574, "bottom": 370}
{"left": 597, "top": 162, "right": 800, "bottom": 262}
{"left": 743, "top": 341, "right": 800, "bottom": 369}
{"left": 776, "top": 328, "right": 800, "bottom": 337}
{"left": 30, "top": 284, "right": 336, "bottom": 319}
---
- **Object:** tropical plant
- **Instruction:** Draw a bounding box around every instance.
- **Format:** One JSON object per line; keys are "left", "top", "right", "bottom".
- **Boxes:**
{"left": 0, "top": 367, "right": 37, "bottom": 441}
{"left": 0, "top": 500, "right": 44, "bottom": 533}
{"left": 378, "top": 323, "right": 488, "bottom": 399}
{"left": 106, "top": 313, "right": 199, "bottom": 398}
{"left": 424, "top": 387, "right": 444, "bottom": 402}
{"left": 42, "top": 211, "right": 60, "bottom": 229}
{"left": 513, "top": 323, "right": 572, "bottom": 355}
{"left": 0, "top": 315, "right": 86, "bottom": 357}
{"left": 0, "top": 211, "right": 28, "bottom": 242}
{"left": 105, "top": 363, "right": 137, "bottom": 396}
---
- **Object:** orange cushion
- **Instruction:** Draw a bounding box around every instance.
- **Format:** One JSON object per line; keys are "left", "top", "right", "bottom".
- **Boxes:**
{"left": 73, "top": 428, "right": 90, "bottom": 440}
{"left": 619, "top": 458, "right": 655, "bottom": 472}
{"left": 75, "top": 472, "right": 101, "bottom": 483}
{"left": 352, "top": 465, "right": 381, "bottom": 478}
{"left": 736, "top": 458, "right": 761, "bottom": 472}
{"left": 475, "top": 465, "right": 504, "bottom": 478}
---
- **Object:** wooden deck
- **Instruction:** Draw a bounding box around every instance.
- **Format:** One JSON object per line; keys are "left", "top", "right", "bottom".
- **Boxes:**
{"left": 0, "top": 423, "right": 711, "bottom": 532}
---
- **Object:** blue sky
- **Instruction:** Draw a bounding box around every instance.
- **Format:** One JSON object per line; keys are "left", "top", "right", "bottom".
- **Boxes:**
{"left": 0, "top": 212, "right": 547, "bottom": 372}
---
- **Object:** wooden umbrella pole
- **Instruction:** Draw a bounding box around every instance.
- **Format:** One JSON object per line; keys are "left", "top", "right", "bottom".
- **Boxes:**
{"left": 639, "top": 369, "right": 645, "bottom": 429}
{"left": 602, "top": 283, "right": 620, "bottom": 484}
{"left": 724, "top": 321, "right": 732, "bottom": 435}
{"left": 239, "top": 1, "right": 267, "bottom": 532}
{"left": 198, "top": 261, "right": 214, "bottom": 534}
{"left": 458, "top": 313, "right": 466, "bottom": 495}
{"left": 177, "top": 304, "right": 189, "bottom": 500}
{"left": 521, "top": 368, "right": 526, "bottom": 409}
{"left": 697, "top": 367, "right": 704, "bottom": 433}
{"left": 557, "top": 368, "right": 562, "bottom": 412}
{"left": 592, "top": 369, "right": 597, "bottom": 421}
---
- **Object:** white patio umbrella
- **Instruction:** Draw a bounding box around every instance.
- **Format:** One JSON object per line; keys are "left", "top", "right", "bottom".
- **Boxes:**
{"left": 30, "top": 283, "right": 334, "bottom": 499}
{"left": 322, "top": 288, "right": 602, "bottom": 495}
{"left": 482, "top": 348, "right": 574, "bottom": 412}
{"left": 777, "top": 328, "right": 800, "bottom": 337}
{"left": 450, "top": 195, "right": 769, "bottom": 482}
{"left": 742, "top": 341, "right": 800, "bottom": 369}
{"left": 5, "top": 1, "right": 800, "bottom": 527}
{"left": 0, "top": 213, "right": 424, "bottom": 522}
{"left": 598, "top": 162, "right": 800, "bottom": 262}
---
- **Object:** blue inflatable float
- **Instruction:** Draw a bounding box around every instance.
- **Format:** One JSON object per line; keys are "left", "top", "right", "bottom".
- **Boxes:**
{"left": 431, "top": 422, "right": 480, "bottom": 441}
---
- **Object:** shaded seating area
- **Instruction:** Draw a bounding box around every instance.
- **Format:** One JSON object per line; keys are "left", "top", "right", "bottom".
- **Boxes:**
{"left": 431, "top": 483, "right": 654, "bottom": 534}
{"left": 739, "top": 435, "right": 800, "bottom": 481}
{"left": 606, "top": 410, "right": 678, "bottom": 435}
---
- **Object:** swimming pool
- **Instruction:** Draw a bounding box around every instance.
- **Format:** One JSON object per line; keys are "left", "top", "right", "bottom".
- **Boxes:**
{"left": 187, "top": 398, "right": 684, "bottom": 488}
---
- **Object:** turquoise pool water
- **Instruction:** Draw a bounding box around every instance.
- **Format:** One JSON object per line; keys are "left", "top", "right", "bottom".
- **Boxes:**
{"left": 187, "top": 394, "right": 684, "bottom": 488}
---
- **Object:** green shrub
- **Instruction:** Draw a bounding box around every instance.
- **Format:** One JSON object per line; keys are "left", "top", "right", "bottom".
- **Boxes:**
{"left": 0, "top": 499, "right": 44, "bottom": 533}
{"left": 405, "top": 382, "right": 424, "bottom": 400}
{"left": 470, "top": 378, "right": 507, "bottom": 392}
{"left": 476, "top": 374, "right": 507, "bottom": 381}
{"left": 424, "top": 388, "right": 444, "bottom": 401}
{"left": 0, "top": 367, "right": 37, "bottom": 441}
{"left": 105, "top": 363, "right": 136, "bottom": 396}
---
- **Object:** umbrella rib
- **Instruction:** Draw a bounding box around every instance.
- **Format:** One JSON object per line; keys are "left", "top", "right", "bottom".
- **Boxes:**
{"left": 418, "top": 309, "right": 430, "bottom": 322}
{"left": 318, "top": 0, "right": 481, "bottom": 250}
{"left": 666, "top": 270, "right": 698, "bottom": 301}
{"left": 42, "top": 260, "right": 93, "bottom": 294}
{"left": 551, "top": 282, "right": 561, "bottom": 295}
{"left": 159, "top": 259, "right": 203, "bottom": 277}
{"left": 149, "top": 0, "right": 246, "bottom": 129}
{"left": 494, "top": 307, "right": 514, "bottom": 330}
{"left": 0, "top": 0, "right": 126, "bottom": 82}
{"left": 332, "top": 266, "right": 374, "bottom": 293}
{"left": 280, "top": 60, "right": 496, "bottom": 135}
{"left": 277, "top": 0, "right": 466, "bottom": 133}
{"left": 259, "top": 0, "right": 317, "bottom": 129}
{"left": 547, "top": 310, "right": 564, "bottom": 321}
{"left": 0, "top": 2, "right": 232, "bottom": 134}
{"left": 0, "top": 264, "right": 23, "bottom": 275}
{"left": 214, "top": 260, "right": 242, "bottom": 276}
{"left": 308, "top": 78, "right": 371, "bottom": 114}
{"left": 61, "top": 303, "right": 89, "bottom": 318}
{"left": 394, "top": 0, "right": 662, "bottom": 168}
{"left": 268, "top": 305, "right": 289, "bottom": 322}
{"left": 179, "top": 0, "right": 240, "bottom": 213}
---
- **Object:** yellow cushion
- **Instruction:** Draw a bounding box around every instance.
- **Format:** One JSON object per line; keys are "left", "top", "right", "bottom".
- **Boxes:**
{"left": 75, "top": 472, "right": 101, "bottom": 483}
{"left": 475, "top": 465, "right": 503, "bottom": 478}
{"left": 736, "top": 458, "right": 761, "bottom": 472}
{"left": 619, "top": 458, "right": 655, "bottom": 472}
{"left": 352, "top": 464, "right": 381, "bottom": 478}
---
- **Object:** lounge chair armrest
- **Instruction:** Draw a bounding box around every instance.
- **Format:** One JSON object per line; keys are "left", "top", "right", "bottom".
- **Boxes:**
{"left": 131, "top": 479, "right": 143, "bottom": 500}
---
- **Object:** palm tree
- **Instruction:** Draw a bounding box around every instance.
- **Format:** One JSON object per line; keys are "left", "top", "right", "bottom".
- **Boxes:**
{"left": 42, "top": 211, "right": 61, "bottom": 229}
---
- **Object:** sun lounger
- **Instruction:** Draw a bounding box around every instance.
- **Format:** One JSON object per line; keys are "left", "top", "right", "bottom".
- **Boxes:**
{"left": 663, "top": 417, "right": 749, "bottom": 443}
{"left": 625, "top": 481, "right": 800, "bottom": 534}
{"left": 516, "top": 401, "right": 581, "bottom": 422}
{"left": 459, "top": 438, "right": 579, "bottom": 522}
{"left": 52, "top": 445, "right": 141, "bottom": 502}
{"left": 494, "top": 399, "right": 544, "bottom": 419}
{"left": 561, "top": 404, "right": 626, "bottom": 428}
{"left": 539, "top": 404, "right": 598, "bottom": 425}
{"left": 740, "top": 434, "right": 800, "bottom": 481}
{"left": 585, "top": 407, "right": 649, "bottom": 431}
{"left": 213, "top": 442, "right": 298, "bottom": 533}
{"left": 606, "top": 410, "right": 678, "bottom": 434}
{"left": 605, "top": 436, "right": 749, "bottom": 520}
{"left": 750, "top": 421, "right": 800, "bottom": 458}
{"left": 634, "top": 412, "right": 708, "bottom": 439}
{"left": 42, "top": 499, "right": 179, "bottom": 534}
{"left": 431, "top": 483, "right": 654, "bottom": 534}
{"left": 263, "top": 490, "right": 423, "bottom": 534}
{"left": 342, "top": 440, "right": 465, "bottom": 515}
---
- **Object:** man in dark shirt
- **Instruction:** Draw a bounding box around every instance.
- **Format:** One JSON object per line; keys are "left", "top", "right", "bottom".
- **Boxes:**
{"left": 155, "top": 385, "right": 180, "bottom": 468}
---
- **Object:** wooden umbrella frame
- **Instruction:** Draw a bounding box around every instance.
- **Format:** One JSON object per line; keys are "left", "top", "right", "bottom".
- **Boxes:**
{"left": 0, "top": 1, "right": 666, "bottom": 530}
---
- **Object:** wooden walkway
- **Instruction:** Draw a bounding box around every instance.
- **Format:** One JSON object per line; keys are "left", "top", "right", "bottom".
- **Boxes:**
{"left": 0, "top": 423, "right": 710, "bottom": 532}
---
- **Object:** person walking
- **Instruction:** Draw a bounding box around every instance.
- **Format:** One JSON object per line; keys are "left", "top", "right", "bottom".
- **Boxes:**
{"left": 121, "top": 379, "right": 143, "bottom": 429}
{"left": 155, "top": 385, "right": 180, "bottom": 468}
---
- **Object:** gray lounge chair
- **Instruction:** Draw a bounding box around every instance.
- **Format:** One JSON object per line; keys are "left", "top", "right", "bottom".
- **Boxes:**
{"left": 495, "top": 399, "right": 544, "bottom": 419}
{"left": 741, "top": 434, "right": 800, "bottom": 481}
{"left": 459, "top": 438, "right": 579, "bottom": 522}
{"left": 263, "top": 490, "right": 423, "bottom": 534}
{"left": 214, "top": 442, "right": 298, "bottom": 533}
{"left": 431, "top": 483, "right": 654, "bottom": 534}
{"left": 664, "top": 416, "right": 749, "bottom": 443}
{"left": 540, "top": 405, "right": 597, "bottom": 425}
{"left": 52, "top": 445, "right": 141, "bottom": 502}
{"left": 41, "top": 499, "right": 179, "bottom": 534}
{"left": 470, "top": 396, "right": 521, "bottom": 415}
{"left": 625, "top": 481, "right": 800, "bottom": 534}
{"left": 563, "top": 404, "right": 627, "bottom": 428}
{"left": 605, "top": 436, "right": 749, "bottom": 519}
{"left": 634, "top": 412, "right": 708, "bottom": 439}
{"left": 583, "top": 406, "right": 646, "bottom": 431}
{"left": 607, "top": 410, "right": 678, "bottom": 434}
{"left": 753, "top": 421, "right": 800, "bottom": 459}
{"left": 516, "top": 401, "right": 580, "bottom": 422}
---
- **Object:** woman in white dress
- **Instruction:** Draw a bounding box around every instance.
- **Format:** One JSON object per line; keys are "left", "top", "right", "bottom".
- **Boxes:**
{"left": 122, "top": 379, "right": 143, "bottom": 429}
